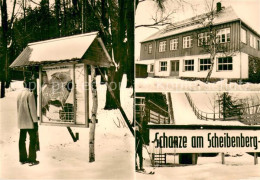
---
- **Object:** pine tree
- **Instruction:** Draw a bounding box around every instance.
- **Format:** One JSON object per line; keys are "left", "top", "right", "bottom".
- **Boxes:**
{"left": 218, "top": 92, "right": 243, "bottom": 119}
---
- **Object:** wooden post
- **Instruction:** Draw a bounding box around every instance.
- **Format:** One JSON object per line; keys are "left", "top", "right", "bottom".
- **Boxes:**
{"left": 167, "top": 92, "right": 175, "bottom": 124}
{"left": 192, "top": 154, "right": 197, "bottom": 165}
{"left": 254, "top": 152, "right": 258, "bottom": 165}
{"left": 152, "top": 153, "right": 155, "bottom": 167}
{"left": 84, "top": 64, "right": 89, "bottom": 127}
{"left": 221, "top": 153, "right": 225, "bottom": 164}
{"left": 39, "top": 66, "right": 42, "bottom": 124}
{"left": 73, "top": 64, "right": 76, "bottom": 124}
{"left": 89, "top": 65, "right": 98, "bottom": 162}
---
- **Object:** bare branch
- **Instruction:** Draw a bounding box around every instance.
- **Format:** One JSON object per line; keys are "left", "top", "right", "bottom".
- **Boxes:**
{"left": 10, "top": 0, "right": 16, "bottom": 26}
{"left": 28, "top": 0, "right": 40, "bottom": 6}
{"left": 135, "top": 10, "right": 175, "bottom": 29}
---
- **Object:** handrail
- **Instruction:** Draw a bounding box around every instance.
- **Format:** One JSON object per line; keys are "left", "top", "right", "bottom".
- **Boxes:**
{"left": 185, "top": 93, "right": 260, "bottom": 125}
{"left": 185, "top": 93, "right": 224, "bottom": 121}
{"left": 147, "top": 100, "right": 169, "bottom": 115}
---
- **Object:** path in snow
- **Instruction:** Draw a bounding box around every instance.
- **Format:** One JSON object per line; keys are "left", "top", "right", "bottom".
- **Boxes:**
{"left": 0, "top": 75, "right": 135, "bottom": 179}
{"left": 171, "top": 93, "right": 244, "bottom": 126}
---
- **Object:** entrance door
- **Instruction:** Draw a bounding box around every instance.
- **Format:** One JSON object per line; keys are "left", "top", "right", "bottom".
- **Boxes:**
{"left": 170, "top": 60, "right": 179, "bottom": 76}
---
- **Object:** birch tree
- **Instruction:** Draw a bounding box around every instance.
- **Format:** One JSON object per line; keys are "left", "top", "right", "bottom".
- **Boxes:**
{"left": 89, "top": 65, "right": 98, "bottom": 162}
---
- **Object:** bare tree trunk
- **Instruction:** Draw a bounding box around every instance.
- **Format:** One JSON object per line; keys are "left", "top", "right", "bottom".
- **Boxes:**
{"left": 205, "top": 53, "right": 216, "bottom": 82}
{"left": 167, "top": 92, "right": 175, "bottom": 124}
{"left": 89, "top": 65, "right": 98, "bottom": 162}
{"left": 0, "top": 0, "right": 8, "bottom": 98}
{"left": 126, "top": 0, "right": 134, "bottom": 88}
{"left": 55, "top": 0, "right": 61, "bottom": 36}
{"left": 104, "top": 66, "right": 123, "bottom": 109}
{"left": 0, "top": 81, "right": 5, "bottom": 98}
{"left": 104, "top": 0, "right": 126, "bottom": 109}
{"left": 62, "top": 0, "right": 67, "bottom": 35}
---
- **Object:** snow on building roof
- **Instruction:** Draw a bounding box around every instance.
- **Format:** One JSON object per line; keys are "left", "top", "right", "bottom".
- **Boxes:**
{"left": 141, "top": 6, "right": 256, "bottom": 43}
{"left": 10, "top": 32, "right": 113, "bottom": 68}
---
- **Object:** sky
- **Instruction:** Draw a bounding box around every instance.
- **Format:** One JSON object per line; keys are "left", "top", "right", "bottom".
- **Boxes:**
{"left": 135, "top": 0, "right": 260, "bottom": 60}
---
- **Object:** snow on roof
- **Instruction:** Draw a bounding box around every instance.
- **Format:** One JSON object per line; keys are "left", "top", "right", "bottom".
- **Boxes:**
{"left": 10, "top": 32, "right": 112, "bottom": 68}
{"left": 141, "top": 6, "right": 242, "bottom": 43}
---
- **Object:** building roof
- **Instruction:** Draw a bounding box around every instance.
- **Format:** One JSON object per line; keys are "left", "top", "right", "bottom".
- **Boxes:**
{"left": 10, "top": 32, "right": 113, "bottom": 68}
{"left": 141, "top": 6, "right": 258, "bottom": 43}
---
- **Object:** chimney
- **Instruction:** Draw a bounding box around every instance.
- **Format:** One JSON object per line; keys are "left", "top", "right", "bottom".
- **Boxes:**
{"left": 216, "top": 2, "right": 222, "bottom": 12}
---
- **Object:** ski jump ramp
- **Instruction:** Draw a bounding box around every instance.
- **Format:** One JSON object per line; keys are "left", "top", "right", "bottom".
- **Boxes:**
{"left": 170, "top": 93, "right": 244, "bottom": 126}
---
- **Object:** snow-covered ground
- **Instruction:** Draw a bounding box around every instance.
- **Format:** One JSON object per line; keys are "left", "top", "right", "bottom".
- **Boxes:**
{"left": 136, "top": 92, "right": 260, "bottom": 180}
{"left": 136, "top": 77, "right": 260, "bottom": 92}
{"left": 137, "top": 151, "right": 260, "bottom": 180}
{"left": 0, "top": 75, "right": 135, "bottom": 179}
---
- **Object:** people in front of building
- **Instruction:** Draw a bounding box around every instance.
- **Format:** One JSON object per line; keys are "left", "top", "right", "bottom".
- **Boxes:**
{"left": 17, "top": 80, "right": 40, "bottom": 166}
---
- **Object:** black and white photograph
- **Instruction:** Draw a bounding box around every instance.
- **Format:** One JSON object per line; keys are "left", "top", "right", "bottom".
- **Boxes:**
{"left": 0, "top": 0, "right": 134, "bottom": 179}
{"left": 135, "top": 0, "right": 260, "bottom": 91}
{"left": 135, "top": 92, "right": 260, "bottom": 179}
{"left": 1, "top": 0, "right": 260, "bottom": 179}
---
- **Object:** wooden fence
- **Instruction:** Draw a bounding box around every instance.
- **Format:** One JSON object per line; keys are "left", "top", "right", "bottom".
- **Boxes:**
{"left": 185, "top": 93, "right": 260, "bottom": 125}
{"left": 146, "top": 100, "right": 170, "bottom": 124}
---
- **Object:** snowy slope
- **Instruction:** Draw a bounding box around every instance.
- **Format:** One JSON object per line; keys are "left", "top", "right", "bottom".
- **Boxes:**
{"left": 171, "top": 93, "right": 244, "bottom": 125}
{"left": 0, "top": 75, "right": 134, "bottom": 179}
{"left": 171, "top": 93, "right": 199, "bottom": 124}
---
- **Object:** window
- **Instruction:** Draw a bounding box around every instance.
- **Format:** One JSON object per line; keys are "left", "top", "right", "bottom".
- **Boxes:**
{"left": 218, "top": 57, "right": 233, "bottom": 71}
{"left": 258, "top": 40, "right": 260, "bottom": 51}
{"left": 159, "top": 61, "right": 167, "bottom": 71}
{"left": 216, "top": 28, "right": 230, "bottom": 43}
{"left": 199, "top": 58, "right": 211, "bottom": 71}
{"left": 250, "top": 34, "right": 253, "bottom": 47}
{"left": 184, "top": 60, "right": 194, "bottom": 71}
{"left": 144, "top": 45, "right": 147, "bottom": 51}
{"left": 250, "top": 34, "right": 257, "bottom": 49}
{"left": 241, "top": 28, "right": 247, "bottom": 44}
{"left": 150, "top": 64, "right": 154, "bottom": 72}
{"left": 170, "top": 38, "right": 178, "bottom": 50}
{"left": 183, "top": 36, "right": 192, "bottom": 48}
{"left": 159, "top": 41, "right": 167, "bottom": 52}
{"left": 148, "top": 44, "right": 152, "bottom": 54}
{"left": 198, "top": 32, "right": 210, "bottom": 46}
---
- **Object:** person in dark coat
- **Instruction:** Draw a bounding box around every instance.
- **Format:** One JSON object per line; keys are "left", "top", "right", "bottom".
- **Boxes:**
{"left": 17, "top": 80, "right": 39, "bottom": 165}
{"left": 135, "top": 125, "right": 144, "bottom": 171}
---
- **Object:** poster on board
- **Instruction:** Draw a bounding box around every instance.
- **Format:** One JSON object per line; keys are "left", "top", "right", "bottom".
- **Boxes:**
{"left": 40, "top": 64, "right": 87, "bottom": 126}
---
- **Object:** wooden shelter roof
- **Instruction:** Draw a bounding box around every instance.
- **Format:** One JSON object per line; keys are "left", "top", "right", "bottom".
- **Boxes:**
{"left": 10, "top": 32, "right": 113, "bottom": 68}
